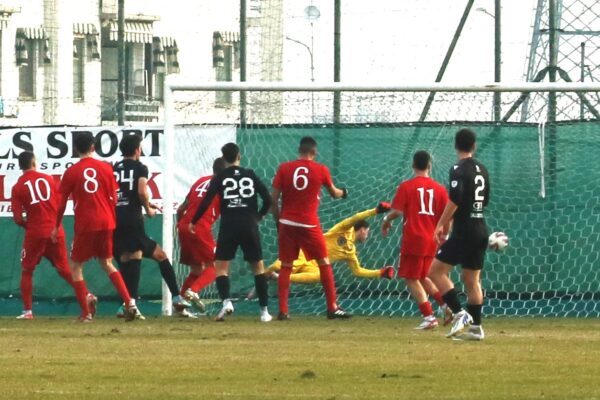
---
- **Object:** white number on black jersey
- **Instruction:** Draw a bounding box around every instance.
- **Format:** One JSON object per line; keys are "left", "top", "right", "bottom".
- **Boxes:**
{"left": 223, "top": 177, "right": 255, "bottom": 199}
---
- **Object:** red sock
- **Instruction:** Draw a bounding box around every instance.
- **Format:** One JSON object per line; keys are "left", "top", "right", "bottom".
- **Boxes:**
{"left": 73, "top": 279, "right": 90, "bottom": 316}
{"left": 109, "top": 271, "right": 132, "bottom": 304}
{"left": 278, "top": 266, "right": 292, "bottom": 314}
{"left": 180, "top": 272, "right": 199, "bottom": 295}
{"left": 55, "top": 265, "right": 75, "bottom": 288}
{"left": 20, "top": 269, "right": 34, "bottom": 311}
{"left": 432, "top": 291, "right": 445, "bottom": 307}
{"left": 190, "top": 266, "right": 217, "bottom": 293}
{"left": 319, "top": 264, "right": 338, "bottom": 312}
{"left": 418, "top": 301, "right": 434, "bottom": 317}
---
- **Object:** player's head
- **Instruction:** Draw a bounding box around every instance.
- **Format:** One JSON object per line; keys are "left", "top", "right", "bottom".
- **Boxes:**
{"left": 213, "top": 157, "right": 226, "bottom": 175}
{"left": 353, "top": 219, "right": 370, "bottom": 242}
{"left": 18, "top": 151, "right": 36, "bottom": 171}
{"left": 299, "top": 136, "right": 317, "bottom": 157}
{"left": 413, "top": 150, "right": 432, "bottom": 173}
{"left": 120, "top": 134, "right": 143, "bottom": 159}
{"left": 221, "top": 142, "right": 241, "bottom": 165}
{"left": 455, "top": 128, "right": 476, "bottom": 153}
{"left": 73, "top": 132, "right": 95, "bottom": 156}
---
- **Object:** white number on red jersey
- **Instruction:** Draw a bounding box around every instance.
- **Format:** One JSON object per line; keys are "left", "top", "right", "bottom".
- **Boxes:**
{"left": 83, "top": 168, "right": 99, "bottom": 193}
{"left": 417, "top": 187, "right": 435, "bottom": 216}
{"left": 292, "top": 167, "right": 309, "bottom": 190}
{"left": 195, "top": 180, "right": 210, "bottom": 198}
{"left": 24, "top": 178, "right": 51, "bottom": 204}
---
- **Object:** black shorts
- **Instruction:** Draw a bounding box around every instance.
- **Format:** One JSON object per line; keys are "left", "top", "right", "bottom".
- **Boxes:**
{"left": 113, "top": 222, "right": 157, "bottom": 260}
{"left": 435, "top": 235, "right": 487, "bottom": 270}
{"left": 215, "top": 220, "right": 262, "bottom": 263}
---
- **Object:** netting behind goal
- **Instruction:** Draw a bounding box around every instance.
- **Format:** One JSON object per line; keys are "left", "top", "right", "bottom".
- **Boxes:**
{"left": 167, "top": 87, "right": 600, "bottom": 317}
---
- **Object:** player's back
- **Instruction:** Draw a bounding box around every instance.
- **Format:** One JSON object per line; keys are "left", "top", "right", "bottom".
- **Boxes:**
{"left": 12, "top": 170, "right": 62, "bottom": 238}
{"left": 273, "top": 159, "right": 332, "bottom": 227}
{"left": 60, "top": 157, "right": 117, "bottom": 233}
{"left": 213, "top": 166, "right": 268, "bottom": 223}
{"left": 113, "top": 158, "right": 146, "bottom": 227}
{"left": 180, "top": 175, "right": 220, "bottom": 227}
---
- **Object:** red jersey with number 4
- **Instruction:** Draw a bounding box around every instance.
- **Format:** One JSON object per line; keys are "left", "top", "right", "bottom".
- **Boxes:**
{"left": 59, "top": 157, "right": 118, "bottom": 233}
{"left": 391, "top": 176, "right": 448, "bottom": 256}
{"left": 11, "top": 170, "right": 65, "bottom": 239}
{"left": 178, "top": 175, "right": 220, "bottom": 228}
{"left": 272, "top": 159, "right": 333, "bottom": 227}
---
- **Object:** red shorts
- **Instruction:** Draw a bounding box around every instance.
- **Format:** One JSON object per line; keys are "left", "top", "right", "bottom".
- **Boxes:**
{"left": 398, "top": 254, "right": 433, "bottom": 280}
{"left": 178, "top": 225, "right": 215, "bottom": 266}
{"left": 278, "top": 224, "right": 327, "bottom": 262}
{"left": 71, "top": 230, "right": 113, "bottom": 263}
{"left": 21, "top": 235, "right": 70, "bottom": 272}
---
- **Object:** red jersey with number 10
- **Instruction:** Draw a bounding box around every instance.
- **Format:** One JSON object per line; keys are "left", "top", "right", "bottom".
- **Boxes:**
{"left": 59, "top": 157, "right": 118, "bottom": 233}
{"left": 391, "top": 176, "right": 448, "bottom": 256}
{"left": 178, "top": 175, "right": 220, "bottom": 228}
{"left": 272, "top": 159, "right": 333, "bottom": 227}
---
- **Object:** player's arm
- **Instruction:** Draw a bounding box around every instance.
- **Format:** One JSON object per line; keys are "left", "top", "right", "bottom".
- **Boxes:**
{"left": 328, "top": 206, "right": 384, "bottom": 234}
{"left": 270, "top": 188, "right": 281, "bottom": 224}
{"left": 322, "top": 165, "right": 347, "bottom": 199}
{"left": 381, "top": 209, "right": 402, "bottom": 237}
{"left": 190, "top": 176, "right": 219, "bottom": 226}
{"left": 382, "top": 184, "right": 405, "bottom": 237}
{"left": 176, "top": 198, "right": 189, "bottom": 222}
{"left": 53, "top": 175, "right": 71, "bottom": 242}
{"left": 434, "top": 168, "right": 462, "bottom": 244}
{"left": 138, "top": 176, "right": 157, "bottom": 217}
{"left": 254, "top": 173, "right": 272, "bottom": 221}
{"left": 10, "top": 187, "right": 26, "bottom": 228}
{"left": 345, "top": 254, "right": 383, "bottom": 279}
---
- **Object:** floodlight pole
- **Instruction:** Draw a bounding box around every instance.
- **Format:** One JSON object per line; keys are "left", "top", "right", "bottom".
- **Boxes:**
{"left": 240, "top": 0, "right": 247, "bottom": 126}
{"left": 494, "top": 0, "right": 502, "bottom": 122}
{"left": 333, "top": 0, "right": 341, "bottom": 173}
{"left": 117, "top": 0, "right": 125, "bottom": 125}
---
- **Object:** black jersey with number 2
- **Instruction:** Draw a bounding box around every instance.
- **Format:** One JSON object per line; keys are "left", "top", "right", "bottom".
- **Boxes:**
{"left": 192, "top": 165, "right": 271, "bottom": 224}
{"left": 448, "top": 157, "right": 490, "bottom": 241}
{"left": 113, "top": 159, "right": 148, "bottom": 226}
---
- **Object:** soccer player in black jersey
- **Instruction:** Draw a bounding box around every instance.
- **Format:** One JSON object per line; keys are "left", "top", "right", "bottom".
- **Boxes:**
{"left": 429, "top": 128, "right": 490, "bottom": 341}
{"left": 190, "top": 142, "right": 273, "bottom": 322}
{"left": 113, "top": 134, "right": 191, "bottom": 318}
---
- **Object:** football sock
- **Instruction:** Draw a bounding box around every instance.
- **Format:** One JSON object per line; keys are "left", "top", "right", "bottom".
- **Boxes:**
{"left": 441, "top": 288, "right": 463, "bottom": 314}
{"left": 418, "top": 301, "right": 434, "bottom": 318}
{"left": 73, "top": 279, "right": 90, "bottom": 316}
{"left": 319, "top": 264, "right": 338, "bottom": 312}
{"left": 190, "top": 266, "right": 216, "bottom": 293}
{"left": 254, "top": 273, "right": 269, "bottom": 308}
{"left": 120, "top": 259, "right": 141, "bottom": 299}
{"left": 277, "top": 266, "right": 292, "bottom": 314}
{"left": 20, "top": 270, "right": 34, "bottom": 311}
{"left": 55, "top": 265, "right": 75, "bottom": 287}
{"left": 109, "top": 271, "right": 132, "bottom": 304}
{"left": 158, "top": 259, "right": 180, "bottom": 296}
{"left": 432, "top": 291, "right": 446, "bottom": 307}
{"left": 180, "top": 272, "right": 199, "bottom": 295}
{"left": 467, "top": 303, "right": 483, "bottom": 325}
{"left": 215, "top": 275, "right": 230, "bottom": 301}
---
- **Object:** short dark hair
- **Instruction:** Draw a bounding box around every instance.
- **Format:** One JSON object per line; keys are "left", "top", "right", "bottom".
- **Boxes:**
{"left": 18, "top": 151, "right": 35, "bottom": 170}
{"left": 119, "top": 134, "right": 143, "bottom": 157}
{"left": 455, "top": 128, "right": 476, "bottom": 152}
{"left": 221, "top": 142, "right": 240, "bottom": 163}
{"left": 73, "top": 132, "right": 95, "bottom": 155}
{"left": 413, "top": 150, "right": 431, "bottom": 171}
{"left": 353, "top": 220, "right": 370, "bottom": 231}
{"left": 299, "top": 136, "right": 317, "bottom": 155}
{"left": 213, "top": 157, "right": 226, "bottom": 175}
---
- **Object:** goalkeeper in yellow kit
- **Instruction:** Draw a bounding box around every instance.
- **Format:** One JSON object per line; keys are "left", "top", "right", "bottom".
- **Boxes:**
{"left": 254, "top": 203, "right": 395, "bottom": 289}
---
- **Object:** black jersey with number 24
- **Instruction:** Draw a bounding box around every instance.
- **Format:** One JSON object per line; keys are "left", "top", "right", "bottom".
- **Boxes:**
{"left": 113, "top": 159, "right": 148, "bottom": 226}
{"left": 448, "top": 157, "right": 490, "bottom": 241}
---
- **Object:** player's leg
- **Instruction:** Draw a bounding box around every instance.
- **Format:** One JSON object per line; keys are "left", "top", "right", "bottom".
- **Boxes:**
{"left": 119, "top": 251, "right": 142, "bottom": 300}
{"left": 213, "top": 225, "right": 238, "bottom": 321}
{"left": 420, "top": 277, "right": 452, "bottom": 325}
{"left": 276, "top": 224, "right": 300, "bottom": 320}
{"left": 458, "top": 251, "right": 485, "bottom": 340}
{"left": 148, "top": 241, "right": 189, "bottom": 309}
{"left": 290, "top": 262, "right": 321, "bottom": 284}
{"left": 17, "top": 236, "right": 43, "bottom": 319}
{"left": 69, "top": 233, "right": 97, "bottom": 321}
{"left": 400, "top": 255, "right": 437, "bottom": 329}
{"left": 240, "top": 225, "right": 271, "bottom": 322}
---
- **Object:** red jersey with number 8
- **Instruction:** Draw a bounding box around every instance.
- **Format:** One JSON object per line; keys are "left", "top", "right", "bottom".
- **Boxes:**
{"left": 272, "top": 159, "right": 333, "bottom": 227}
{"left": 391, "top": 176, "right": 448, "bottom": 256}
{"left": 59, "top": 157, "right": 118, "bottom": 233}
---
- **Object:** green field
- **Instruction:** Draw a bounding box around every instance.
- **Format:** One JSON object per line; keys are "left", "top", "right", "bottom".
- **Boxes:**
{"left": 1, "top": 317, "right": 599, "bottom": 399}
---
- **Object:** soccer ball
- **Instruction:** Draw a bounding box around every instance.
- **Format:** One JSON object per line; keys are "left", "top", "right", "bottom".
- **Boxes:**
{"left": 488, "top": 232, "right": 509, "bottom": 252}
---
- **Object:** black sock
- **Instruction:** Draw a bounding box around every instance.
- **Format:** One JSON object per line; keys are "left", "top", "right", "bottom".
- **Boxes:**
{"left": 467, "top": 303, "right": 483, "bottom": 325}
{"left": 254, "top": 273, "right": 269, "bottom": 308}
{"left": 119, "top": 259, "right": 141, "bottom": 299}
{"left": 441, "top": 288, "right": 463, "bottom": 314}
{"left": 216, "top": 275, "right": 230, "bottom": 301}
{"left": 158, "top": 259, "right": 179, "bottom": 297}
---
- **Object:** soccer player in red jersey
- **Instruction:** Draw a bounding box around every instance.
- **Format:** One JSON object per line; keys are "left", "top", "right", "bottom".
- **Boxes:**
{"left": 176, "top": 157, "right": 226, "bottom": 312}
{"left": 271, "top": 136, "right": 351, "bottom": 320}
{"left": 10, "top": 151, "right": 83, "bottom": 320}
{"left": 52, "top": 132, "right": 138, "bottom": 322}
{"left": 381, "top": 150, "right": 451, "bottom": 329}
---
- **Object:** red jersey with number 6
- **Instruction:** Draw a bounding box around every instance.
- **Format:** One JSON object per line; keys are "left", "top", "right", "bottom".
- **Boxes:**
{"left": 272, "top": 159, "right": 333, "bottom": 227}
{"left": 59, "top": 157, "right": 118, "bottom": 233}
{"left": 178, "top": 175, "right": 220, "bottom": 228}
{"left": 11, "top": 170, "right": 65, "bottom": 239}
{"left": 391, "top": 176, "right": 448, "bottom": 256}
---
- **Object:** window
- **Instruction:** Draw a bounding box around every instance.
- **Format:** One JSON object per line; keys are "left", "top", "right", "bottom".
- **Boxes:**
{"left": 19, "top": 40, "right": 36, "bottom": 99}
{"left": 73, "top": 37, "right": 85, "bottom": 101}
{"left": 216, "top": 45, "right": 233, "bottom": 105}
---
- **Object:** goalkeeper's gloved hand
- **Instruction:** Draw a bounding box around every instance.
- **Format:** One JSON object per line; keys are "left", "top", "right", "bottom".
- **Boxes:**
{"left": 376, "top": 202, "right": 392, "bottom": 214}
{"left": 341, "top": 188, "right": 348, "bottom": 199}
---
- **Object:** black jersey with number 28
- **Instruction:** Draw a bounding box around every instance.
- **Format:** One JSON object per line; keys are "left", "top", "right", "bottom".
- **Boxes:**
{"left": 113, "top": 159, "right": 148, "bottom": 226}
{"left": 191, "top": 165, "right": 271, "bottom": 224}
{"left": 447, "top": 157, "right": 490, "bottom": 241}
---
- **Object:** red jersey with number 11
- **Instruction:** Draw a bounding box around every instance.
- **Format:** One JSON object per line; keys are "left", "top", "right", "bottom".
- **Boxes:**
{"left": 59, "top": 157, "right": 118, "bottom": 233}
{"left": 391, "top": 176, "right": 448, "bottom": 256}
{"left": 272, "top": 159, "right": 333, "bottom": 227}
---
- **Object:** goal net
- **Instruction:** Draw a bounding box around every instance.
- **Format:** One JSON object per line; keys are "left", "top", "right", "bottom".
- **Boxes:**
{"left": 163, "top": 83, "right": 600, "bottom": 317}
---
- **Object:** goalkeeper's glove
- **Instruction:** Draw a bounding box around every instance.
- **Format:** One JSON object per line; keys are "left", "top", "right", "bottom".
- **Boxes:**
{"left": 376, "top": 202, "right": 392, "bottom": 214}
{"left": 341, "top": 188, "right": 348, "bottom": 199}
